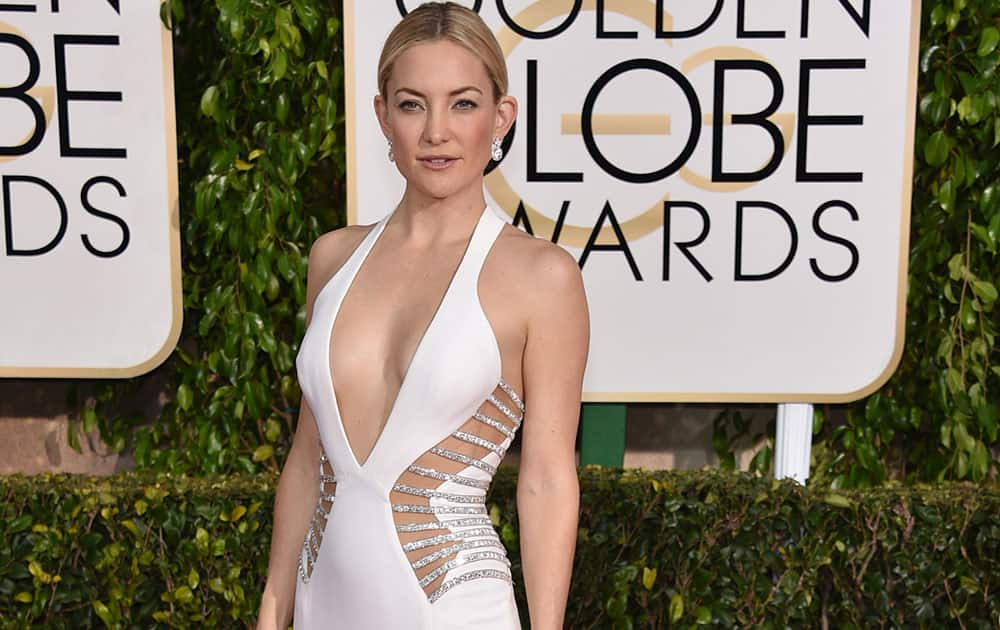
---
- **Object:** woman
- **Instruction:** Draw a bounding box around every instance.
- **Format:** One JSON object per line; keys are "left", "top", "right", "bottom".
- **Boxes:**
{"left": 257, "top": 3, "right": 589, "bottom": 628}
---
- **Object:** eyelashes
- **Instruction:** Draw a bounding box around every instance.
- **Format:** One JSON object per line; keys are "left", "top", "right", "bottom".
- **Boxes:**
{"left": 396, "top": 99, "right": 479, "bottom": 112}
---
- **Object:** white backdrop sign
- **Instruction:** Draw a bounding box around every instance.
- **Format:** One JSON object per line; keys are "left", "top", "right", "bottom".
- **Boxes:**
{"left": 346, "top": 0, "right": 919, "bottom": 403}
{"left": 0, "top": 1, "right": 180, "bottom": 377}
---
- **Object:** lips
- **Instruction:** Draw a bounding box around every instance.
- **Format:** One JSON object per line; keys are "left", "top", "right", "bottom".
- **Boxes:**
{"left": 418, "top": 155, "right": 459, "bottom": 170}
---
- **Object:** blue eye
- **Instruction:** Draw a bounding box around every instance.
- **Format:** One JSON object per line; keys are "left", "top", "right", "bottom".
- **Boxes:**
{"left": 398, "top": 100, "right": 422, "bottom": 111}
{"left": 455, "top": 99, "right": 478, "bottom": 109}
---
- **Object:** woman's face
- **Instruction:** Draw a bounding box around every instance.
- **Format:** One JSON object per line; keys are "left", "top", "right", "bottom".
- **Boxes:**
{"left": 375, "top": 39, "right": 516, "bottom": 201}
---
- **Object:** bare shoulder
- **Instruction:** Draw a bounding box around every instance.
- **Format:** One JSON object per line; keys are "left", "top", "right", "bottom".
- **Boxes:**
{"left": 306, "top": 223, "right": 376, "bottom": 290}
{"left": 494, "top": 224, "right": 587, "bottom": 311}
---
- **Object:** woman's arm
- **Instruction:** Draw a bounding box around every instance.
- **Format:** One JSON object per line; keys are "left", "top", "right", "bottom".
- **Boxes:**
{"left": 517, "top": 244, "right": 590, "bottom": 630}
{"left": 257, "top": 401, "right": 321, "bottom": 629}
{"left": 257, "top": 232, "right": 347, "bottom": 629}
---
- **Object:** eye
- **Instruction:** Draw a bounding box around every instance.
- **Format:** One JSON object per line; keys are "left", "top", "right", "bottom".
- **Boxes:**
{"left": 454, "top": 99, "right": 478, "bottom": 110}
{"left": 398, "top": 100, "right": 422, "bottom": 111}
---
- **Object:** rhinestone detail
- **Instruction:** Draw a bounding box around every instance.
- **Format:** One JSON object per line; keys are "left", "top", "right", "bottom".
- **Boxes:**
{"left": 451, "top": 431, "right": 506, "bottom": 457}
{"left": 393, "top": 503, "right": 488, "bottom": 515}
{"left": 390, "top": 379, "right": 523, "bottom": 603}
{"left": 497, "top": 378, "right": 525, "bottom": 412}
{"left": 418, "top": 551, "right": 511, "bottom": 588}
{"left": 411, "top": 538, "right": 505, "bottom": 569}
{"left": 393, "top": 483, "right": 485, "bottom": 503}
{"left": 407, "top": 464, "right": 490, "bottom": 489}
{"left": 297, "top": 450, "right": 336, "bottom": 584}
{"left": 429, "top": 447, "right": 497, "bottom": 475}
{"left": 487, "top": 394, "right": 521, "bottom": 425}
{"left": 472, "top": 411, "right": 515, "bottom": 438}
{"left": 428, "top": 568, "right": 513, "bottom": 603}
{"left": 401, "top": 527, "right": 497, "bottom": 552}
{"left": 395, "top": 517, "right": 492, "bottom": 533}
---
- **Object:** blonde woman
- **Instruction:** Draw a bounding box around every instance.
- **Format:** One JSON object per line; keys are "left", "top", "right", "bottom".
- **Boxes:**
{"left": 257, "top": 3, "right": 588, "bottom": 628}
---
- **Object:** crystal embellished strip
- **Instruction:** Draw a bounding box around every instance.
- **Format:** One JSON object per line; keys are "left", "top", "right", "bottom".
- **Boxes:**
{"left": 297, "top": 450, "right": 336, "bottom": 584}
{"left": 407, "top": 465, "right": 489, "bottom": 489}
{"left": 497, "top": 379, "right": 525, "bottom": 413}
{"left": 487, "top": 394, "right": 522, "bottom": 425}
{"left": 411, "top": 538, "right": 505, "bottom": 569}
{"left": 428, "top": 568, "right": 513, "bottom": 603}
{"left": 472, "top": 411, "right": 515, "bottom": 439}
{"left": 396, "top": 517, "right": 492, "bottom": 533}
{"left": 418, "top": 550, "right": 511, "bottom": 588}
{"left": 393, "top": 483, "right": 485, "bottom": 504}
{"left": 429, "top": 447, "right": 497, "bottom": 475}
{"left": 393, "top": 503, "right": 488, "bottom": 515}
{"left": 451, "top": 431, "right": 507, "bottom": 457}
{"left": 401, "top": 527, "right": 498, "bottom": 552}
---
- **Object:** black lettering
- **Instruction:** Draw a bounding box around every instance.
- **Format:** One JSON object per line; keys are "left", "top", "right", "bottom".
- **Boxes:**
{"left": 801, "top": 0, "right": 870, "bottom": 38}
{"left": 0, "top": 3, "right": 36, "bottom": 11}
{"left": 579, "top": 202, "right": 642, "bottom": 280}
{"left": 80, "top": 176, "right": 129, "bottom": 258}
{"left": 527, "top": 60, "right": 581, "bottom": 182}
{"left": 737, "top": 0, "right": 785, "bottom": 38}
{"left": 497, "top": 0, "right": 581, "bottom": 39}
{"left": 810, "top": 200, "right": 859, "bottom": 282}
{"left": 512, "top": 201, "right": 533, "bottom": 234}
{"left": 656, "top": 0, "right": 724, "bottom": 38}
{"left": 549, "top": 200, "right": 570, "bottom": 243}
{"left": 713, "top": 60, "right": 785, "bottom": 182}
{"left": 596, "top": 0, "right": 636, "bottom": 39}
{"left": 0, "top": 33, "right": 45, "bottom": 156}
{"left": 2, "top": 175, "right": 68, "bottom": 256}
{"left": 54, "top": 34, "right": 126, "bottom": 158}
{"left": 734, "top": 201, "right": 798, "bottom": 281}
{"left": 796, "top": 59, "right": 865, "bottom": 182}
{"left": 663, "top": 201, "right": 712, "bottom": 282}
{"left": 582, "top": 59, "right": 700, "bottom": 183}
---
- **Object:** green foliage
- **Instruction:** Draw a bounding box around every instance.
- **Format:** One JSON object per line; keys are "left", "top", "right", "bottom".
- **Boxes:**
{"left": 2, "top": 469, "right": 998, "bottom": 627}
{"left": 72, "top": 0, "right": 346, "bottom": 474}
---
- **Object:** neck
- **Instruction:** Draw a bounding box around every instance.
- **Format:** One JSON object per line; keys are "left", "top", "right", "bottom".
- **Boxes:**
{"left": 391, "top": 179, "right": 488, "bottom": 244}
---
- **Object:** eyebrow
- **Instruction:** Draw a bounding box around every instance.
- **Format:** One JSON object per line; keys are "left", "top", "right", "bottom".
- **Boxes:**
{"left": 394, "top": 86, "right": 483, "bottom": 98}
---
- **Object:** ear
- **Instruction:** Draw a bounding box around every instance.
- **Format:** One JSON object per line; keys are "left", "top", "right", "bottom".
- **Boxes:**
{"left": 493, "top": 94, "right": 518, "bottom": 139}
{"left": 374, "top": 93, "right": 392, "bottom": 139}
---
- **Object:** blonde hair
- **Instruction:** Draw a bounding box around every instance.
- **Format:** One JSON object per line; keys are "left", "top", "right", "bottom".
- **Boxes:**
{"left": 377, "top": 2, "right": 508, "bottom": 101}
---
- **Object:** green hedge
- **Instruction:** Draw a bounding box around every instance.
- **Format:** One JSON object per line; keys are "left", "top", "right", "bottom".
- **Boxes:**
{"left": 2, "top": 469, "right": 997, "bottom": 628}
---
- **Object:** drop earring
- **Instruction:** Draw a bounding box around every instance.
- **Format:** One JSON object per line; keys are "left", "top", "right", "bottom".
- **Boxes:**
{"left": 491, "top": 136, "right": 503, "bottom": 162}
{"left": 387, "top": 139, "right": 395, "bottom": 162}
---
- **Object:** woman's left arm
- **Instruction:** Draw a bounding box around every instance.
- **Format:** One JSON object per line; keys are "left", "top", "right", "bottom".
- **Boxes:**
{"left": 517, "top": 244, "right": 590, "bottom": 630}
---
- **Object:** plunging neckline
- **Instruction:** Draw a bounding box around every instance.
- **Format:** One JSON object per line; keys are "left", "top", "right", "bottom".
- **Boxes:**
{"left": 324, "top": 205, "right": 489, "bottom": 470}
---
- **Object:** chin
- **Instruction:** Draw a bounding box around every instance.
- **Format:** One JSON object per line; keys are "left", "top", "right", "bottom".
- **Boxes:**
{"left": 406, "top": 172, "right": 481, "bottom": 201}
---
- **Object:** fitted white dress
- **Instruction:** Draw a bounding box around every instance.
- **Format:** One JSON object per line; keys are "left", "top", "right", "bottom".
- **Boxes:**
{"left": 292, "top": 204, "right": 523, "bottom": 629}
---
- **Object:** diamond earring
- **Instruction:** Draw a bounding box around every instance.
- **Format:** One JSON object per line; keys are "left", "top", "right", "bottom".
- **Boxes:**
{"left": 387, "top": 139, "right": 395, "bottom": 162}
{"left": 491, "top": 136, "right": 503, "bottom": 162}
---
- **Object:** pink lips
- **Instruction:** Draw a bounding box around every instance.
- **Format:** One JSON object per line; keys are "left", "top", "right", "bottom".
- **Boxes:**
{"left": 419, "top": 155, "right": 458, "bottom": 170}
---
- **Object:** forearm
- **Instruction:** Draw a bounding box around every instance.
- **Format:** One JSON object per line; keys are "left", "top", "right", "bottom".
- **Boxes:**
{"left": 516, "top": 470, "right": 579, "bottom": 630}
{"left": 258, "top": 445, "right": 318, "bottom": 629}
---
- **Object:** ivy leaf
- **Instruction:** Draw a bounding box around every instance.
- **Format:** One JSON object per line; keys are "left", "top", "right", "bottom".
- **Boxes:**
{"left": 971, "top": 280, "right": 997, "bottom": 305}
{"left": 642, "top": 567, "right": 656, "bottom": 591}
{"left": 669, "top": 593, "right": 684, "bottom": 623}
{"left": 977, "top": 26, "right": 999, "bottom": 57}
{"left": 924, "top": 130, "right": 950, "bottom": 166}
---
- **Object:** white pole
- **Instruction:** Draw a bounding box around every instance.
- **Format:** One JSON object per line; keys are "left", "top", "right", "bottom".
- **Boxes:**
{"left": 774, "top": 403, "right": 813, "bottom": 484}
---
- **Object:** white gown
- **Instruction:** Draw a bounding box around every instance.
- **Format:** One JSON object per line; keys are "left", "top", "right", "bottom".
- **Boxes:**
{"left": 293, "top": 204, "right": 523, "bottom": 629}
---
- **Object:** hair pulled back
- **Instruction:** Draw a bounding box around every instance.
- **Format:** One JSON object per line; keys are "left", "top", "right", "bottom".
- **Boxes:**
{"left": 377, "top": 2, "right": 508, "bottom": 100}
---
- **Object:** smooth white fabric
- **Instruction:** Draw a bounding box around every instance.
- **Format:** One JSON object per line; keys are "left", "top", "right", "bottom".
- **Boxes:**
{"left": 293, "top": 204, "right": 521, "bottom": 629}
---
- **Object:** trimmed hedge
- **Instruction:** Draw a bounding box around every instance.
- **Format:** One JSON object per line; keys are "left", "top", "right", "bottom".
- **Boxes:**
{"left": 2, "top": 469, "right": 998, "bottom": 628}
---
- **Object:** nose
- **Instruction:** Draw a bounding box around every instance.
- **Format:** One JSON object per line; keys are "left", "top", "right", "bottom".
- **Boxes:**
{"left": 421, "top": 107, "right": 450, "bottom": 145}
